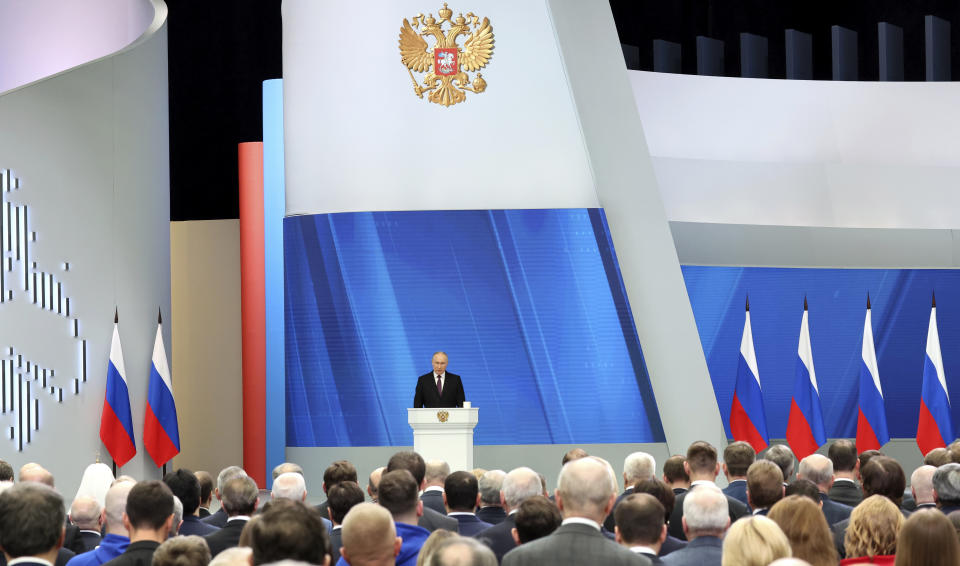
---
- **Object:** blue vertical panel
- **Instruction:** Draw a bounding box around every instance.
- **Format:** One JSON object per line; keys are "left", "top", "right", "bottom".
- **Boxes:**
{"left": 653, "top": 40, "right": 681, "bottom": 74}
{"left": 785, "top": 30, "right": 813, "bottom": 80}
{"left": 740, "top": 33, "right": 768, "bottom": 78}
{"left": 925, "top": 15, "right": 951, "bottom": 82}
{"left": 696, "top": 36, "right": 725, "bottom": 76}
{"left": 878, "top": 23, "right": 904, "bottom": 81}
{"left": 262, "top": 79, "right": 285, "bottom": 487}
{"left": 832, "top": 26, "right": 858, "bottom": 80}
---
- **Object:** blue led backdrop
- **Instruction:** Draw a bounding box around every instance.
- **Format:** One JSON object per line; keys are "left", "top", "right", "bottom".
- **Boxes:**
{"left": 284, "top": 209, "right": 665, "bottom": 447}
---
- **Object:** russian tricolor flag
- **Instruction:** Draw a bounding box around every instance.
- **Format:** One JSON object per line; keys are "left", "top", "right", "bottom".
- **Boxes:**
{"left": 144, "top": 310, "right": 180, "bottom": 467}
{"left": 786, "top": 298, "right": 827, "bottom": 460}
{"left": 856, "top": 294, "right": 889, "bottom": 453}
{"left": 917, "top": 293, "right": 953, "bottom": 456}
{"left": 99, "top": 312, "right": 136, "bottom": 467}
{"left": 730, "top": 296, "right": 769, "bottom": 452}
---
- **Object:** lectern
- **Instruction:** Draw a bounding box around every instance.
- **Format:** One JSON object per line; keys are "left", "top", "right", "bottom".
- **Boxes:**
{"left": 408, "top": 407, "right": 479, "bottom": 472}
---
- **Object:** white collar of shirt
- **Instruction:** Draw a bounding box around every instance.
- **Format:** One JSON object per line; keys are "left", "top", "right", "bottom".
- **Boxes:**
{"left": 447, "top": 512, "right": 475, "bottom": 517}
{"left": 9, "top": 559, "right": 53, "bottom": 566}
{"left": 690, "top": 480, "right": 716, "bottom": 488}
{"left": 332, "top": 525, "right": 342, "bottom": 531}
{"left": 629, "top": 546, "right": 657, "bottom": 556}
{"left": 752, "top": 508, "right": 767, "bottom": 515}
{"left": 833, "top": 478, "right": 856, "bottom": 484}
{"left": 561, "top": 517, "right": 601, "bottom": 531}
{"left": 508, "top": 509, "right": 519, "bottom": 516}
{"left": 435, "top": 372, "right": 446, "bottom": 380}
{"left": 227, "top": 515, "right": 251, "bottom": 523}
{"left": 80, "top": 530, "right": 101, "bottom": 535}
{"left": 424, "top": 486, "right": 444, "bottom": 493}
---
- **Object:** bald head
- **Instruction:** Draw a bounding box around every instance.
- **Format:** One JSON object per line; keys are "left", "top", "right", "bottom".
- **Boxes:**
{"left": 425, "top": 460, "right": 450, "bottom": 487}
{"left": 272, "top": 472, "right": 307, "bottom": 502}
{"left": 104, "top": 480, "right": 135, "bottom": 535}
{"left": 19, "top": 464, "right": 54, "bottom": 487}
{"left": 797, "top": 454, "right": 833, "bottom": 492}
{"left": 556, "top": 457, "right": 617, "bottom": 523}
{"left": 682, "top": 484, "right": 729, "bottom": 538}
{"left": 70, "top": 496, "right": 102, "bottom": 530}
{"left": 911, "top": 465, "right": 937, "bottom": 505}
{"left": 340, "top": 503, "right": 401, "bottom": 566}
{"left": 368, "top": 467, "right": 385, "bottom": 501}
{"left": 501, "top": 467, "right": 542, "bottom": 511}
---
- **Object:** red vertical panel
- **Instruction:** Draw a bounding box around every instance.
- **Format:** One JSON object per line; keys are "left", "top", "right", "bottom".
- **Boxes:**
{"left": 238, "top": 142, "right": 266, "bottom": 487}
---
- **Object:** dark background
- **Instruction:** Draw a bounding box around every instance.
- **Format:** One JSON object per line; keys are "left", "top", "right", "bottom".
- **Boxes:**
{"left": 165, "top": 1, "right": 958, "bottom": 221}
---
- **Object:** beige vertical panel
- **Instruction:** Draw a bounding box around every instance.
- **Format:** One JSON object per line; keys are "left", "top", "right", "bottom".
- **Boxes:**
{"left": 171, "top": 220, "right": 242, "bottom": 476}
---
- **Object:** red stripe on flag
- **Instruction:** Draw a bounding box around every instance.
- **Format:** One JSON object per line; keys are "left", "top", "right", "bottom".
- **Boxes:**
{"left": 917, "top": 399, "right": 947, "bottom": 457}
{"left": 856, "top": 407, "right": 881, "bottom": 453}
{"left": 100, "top": 402, "right": 136, "bottom": 468}
{"left": 786, "top": 399, "right": 821, "bottom": 460}
{"left": 730, "top": 394, "right": 768, "bottom": 452}
{"left": 144, "top": 403, "right": 180, "bottom": 468}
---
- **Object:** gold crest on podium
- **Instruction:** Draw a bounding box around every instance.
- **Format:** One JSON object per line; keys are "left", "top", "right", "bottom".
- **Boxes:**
{"left": 399, "top": 3, "right": 494, "bottom": 106}
{"left": 437, "top": 411, "right": 450, "bottom": 423}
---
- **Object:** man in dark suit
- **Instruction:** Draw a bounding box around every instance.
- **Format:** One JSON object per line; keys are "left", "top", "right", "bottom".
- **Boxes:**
{"left": 0, "top": 483, "right": 72, "bottom": 566}
{"left": 721, "top": 442, "right": 754, "bottom": 508}
{"left": 339, "top": 503, "right": 401, "bottom": 566}
{"left": 909, "top": 465, "right": 937, "bottom": 511}
{"left": 662, "top": 456, "right": 690, "bottom": 496}
{"left": 163, "top": 468, "right": 219, "bottom": 537}
{"left": 475, "top": 467, "right": 544, "bottom": 563}
{"left": 510, "top": 496, "right": 561, "bottom": 545}
{"left": 831, "top": 456, "right": 908, "bottom": 557}
{"left": 615, "top": 494, "right": 668, "bottom": 565}
{"left": 203, "top": 476, "right": 258, "bottom": 558}
{"left": 201, "top": 466, "right": 247, "bottom": 528}
{"left": 270, "top": 472, "right": 333, "bottom": 532}
{"left": 102, "top": 481, "right": 175, "bottom": 566}
{"left": 66, "top": 481, "right": 135, "bottom": 566}
{"left": 933, "top": 462, "right": 960, "bottom": 515}
{"left": 316, "top": 460, "right": 359, "bottom": 519}
{"left": 631, "top": 478, "right": 686, "bottom": 557}
{"left": 413, "top": 352, "right": 465, "bottom": 408}
{"left": 386, "top": 451, "right": 457, "bottom": 532}
{"left": 68, "top": 496, "right": 104, "bottom": 554}
{"left": 327, "top": 481, "right": 365, "bottom": 565}
{"left": 661, "top": 486, "right": 727, "bottom": 566}
{"left": 745, "top": 460, "right": 783, "bottom": 515}
{"left": 195, "top": 471, "right": 214, "bottom": 518}
{"left": 763, "top": 445, "right": 796, "bottom": 484}
{"left": 796, "top": 454, "right": 852, "bottom": 525}
{"left": 476, "top": 470, "right": 507, "bottom": 525}
{"left": 421, "top": 460, "right": 449, "bottom": 516}
{"left": 248, "top": 500, "right": 330, "bottom": 566}
{"left": 604, "top": 452, "right": 656, "bottom": 532}
{"left": 668, "top": 442, "right": 748, "bottom": 541}
{"left": 443, "top": 471, "right": 492, "bottom": 536}
{"left": 826, "top": 440, "right": 862, "bottom": 507}
{"left": 502, "top": 457, "right": 649, "bottom": 566}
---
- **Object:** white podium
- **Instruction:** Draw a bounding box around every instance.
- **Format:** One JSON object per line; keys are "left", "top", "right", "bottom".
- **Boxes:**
{"left": 408, "top": 407, "right": 479, "bottom": 472}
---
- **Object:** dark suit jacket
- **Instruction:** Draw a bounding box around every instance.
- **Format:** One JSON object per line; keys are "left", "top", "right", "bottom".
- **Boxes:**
{"left": 203, "top": 518, "right": 248, "bottom": 557}
{"left": 315, "top": 500, "right": 330, "bottom": 521}
{"left": 828, "top": 479, "right": 862, "bottom": 507}
{"left": 605, "top": 487, "right": 635, "bottom": 531}
{"left": 413, "top": 373, "right": 465, "bottom": 408}
{"left": 69, "top": 530, "right": 103, "bottom": 554}
{"left": 201, "top": 508, "right": 228, "bottom": 528}
{"left": 661, "top": 536, "right": 722, "bottom": 566}
{"left": 501, "top": 522, "right": 650, "bottom": 566}
{"left": 101, "top": 540, "right": 159, "bottom": 566}
{"left": 475, "top": 513, "right": 517, "bottom": 563}
{"left": 635, "top": 551, "right": 665, "bottom": 566}
{"left": 179, "top": 515, "right": 220, "bottom": 536}
{"left": 722, "top": 480, "right": 749, "bottom": 508}
{"left": 668, "top": 486, "right": 748, "bottom": 541}
{"left": 819, "top": 492, "right": 852, "bottom": 525}
{"left": 450, "top": 513, "right": 492, "bottom": 536}
{"left": 330, "top": 526, "right": 343, "bottom": 565}
{"left": 418, "top": 506, "right": 458, "bottom": 532}
{"left": 421, "top": 490, "right": 447, "bottom": 515}
{"left": 476, "top": 506, "right": 507, "bottom": 525}
{"left": 57, "top": 548, "right": 77, "bottom": 566}
{"left": 659, "top": 535, "right": 686, "bottom": 557}
{"left": 198, "top": 507, "right": 211, "bottom": 518}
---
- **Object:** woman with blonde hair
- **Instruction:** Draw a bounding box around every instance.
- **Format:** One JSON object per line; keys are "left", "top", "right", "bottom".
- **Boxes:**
{"left": 721, "top": 515, "right": 792, "bottom": 566}
{"left": 841, "top": 495, "right": 903, "bottom": 565}
{"left": 768, "top": 495, "right": 839, "bottom": 566}
{"left": 894, "top": 509, "right": 960, "bottom": 566}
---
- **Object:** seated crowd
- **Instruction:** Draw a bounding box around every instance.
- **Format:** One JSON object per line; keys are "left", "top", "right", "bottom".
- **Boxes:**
{"left": 5, "top": 439, "right": 960, "bottom": 566}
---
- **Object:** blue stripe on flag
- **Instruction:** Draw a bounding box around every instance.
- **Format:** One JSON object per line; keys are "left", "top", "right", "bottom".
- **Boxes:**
{"left": 734, "top": 353, "right": 769, "bottom": 439}
{"left": 105, "top": 361, "right": 136, "bottom": 444}
{"left": 792, "top": 358, "right": 827, "bottom": 446}
{"left": 858, "top": 360, "right": 890, "bottom": 445}
{"left": 922, "top": 355, "right": 953, "bottom": 445}
{"left": 147, "top": 365, "right": 180, "bottom": 450}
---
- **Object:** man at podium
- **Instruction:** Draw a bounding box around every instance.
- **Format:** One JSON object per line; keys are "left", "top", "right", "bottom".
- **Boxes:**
{"left": 413, "top": 352, "right": 465, "bottom": 408}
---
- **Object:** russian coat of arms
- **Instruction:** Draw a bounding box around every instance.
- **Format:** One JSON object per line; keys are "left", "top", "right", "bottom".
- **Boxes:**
{"left": 399, "top": 3, "right": 494, "bottom": 107}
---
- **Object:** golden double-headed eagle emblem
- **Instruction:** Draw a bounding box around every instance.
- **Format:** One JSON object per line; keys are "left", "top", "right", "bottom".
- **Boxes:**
{"left": 399, "top": 3, "right": 494, "bottom": 106}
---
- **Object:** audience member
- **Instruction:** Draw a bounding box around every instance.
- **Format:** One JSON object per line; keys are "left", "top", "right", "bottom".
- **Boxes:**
{"left": 842, "top": 495, "right": 902, "bottom": 565}
{"left": 662, "top": 484, "right": 728, "bottom": 566}
{"left": 796, "top": 454, "right": 852, "bottom": 525}
{"left": 428, "top": 538, "right": 497, "bottom": 566}
{"left": 510, "top": 496, "right": 561, "bottom": 545}
{"left": 170, "top": 496, "right": 183, "bottom": 538}
{"left": 768, "top": 495, "right": 838, "bottom": 566}
{"left": 908, "top": 465, "right": 936, "bottom": 511}
{"left": 894, "top": 508, "right": 960, "bottom": 566}
{"left": 340, "top": 503, "right": 401, "bottom": 566}
{"left": 318, "top": 461, "right": 359, "bottom": 519}
{"left": 443, "top": 471, "right": 491, "bottom": 536}
{"left": 721, "top": 442, "right": 754, "bottom": 508}
{"left": 271, "top": 463, "right": 304, "bottom": 480}
{"left": 857, "top": 451, "right": 882, "bottom": 479}
{"left": 0, "top": 483, "right": 68, "bottom": 566}
{"left": 67, "top": 481, "right": 135, "bottom": 566}
{"left": 536, "top": 474, "right": 548, "bottom": 498}
{"left": 832, "top": 456, "right": 906, "bottom": 557}
{"left": 247, "top": 499, "right": 330, "bottom": 566}
{"left": 0, "top": 458, "right": 13, "bottom": 482}
{"left": 720, "top": 515, "right": 790, "bottom": 566}
{"left": 416, "top": 530, "right": 456, "bottom": 566}
{"left": 207, "top": 547, "right": 250, "bottom": 566}
{"left": 631, "top": 478, "right": 686, "bottom": 557}
{"left": 614, "top": 493, "right": 666, "bottom": 564}
{"left": 472, "top": 469, "right": 488, "bottom": 480}
{"left": 668, "top": 442, "right": 748, "bottom": 540}
{"left": 328, "top": 482, "right": 366, "bottom": 564}
{"left": 367, "top": 467, "right": 385, "bottom": 504}
{"left": 102, "top": 481, "right": 174, "bottom": 566}
{"left": 949, "top": 510, "right": 960, "bottom": 537}
{"left": 933, "top": 462, "right": 960, "bottom": 514}
{"left": 764, "top": 445, "right": 796, "bottom": 483}
{"left": 662, "top": 456, "right": 690, "bottom": 495}
{"left": 827, "top": 440, "right": 862, "bottom": 507}
{"left": 203, "top": 476, "right": 258, "bottom": 557}
{"left": 561, "top": 449, "right": 588, "bottom": 466}
{"left": 475, "top": 466, "right": 544, "bottom": 562}
{"left": 20, "top": 462, "right": 56, "bottom": 486}
{"left": 421, "top": 461, "right": 450, "bottom": 516}
{"left": 202, "top": 467, "right": 247, "bottom": 528}
{"left": 769, "top": 560, "right": 814, "bottom": 566}
{"left": 151, "top": 536, "right": 210, "bottom": 566}
{"left": 605, "top": 452, "right": 656, "bottom": 531}
{"left": 746, "top": 460, "right": 783, "bottom": 515}
{"left": 70, "top": 496, "right": 104, "bottom": 553}
{"left": 476, "top": 470, "right": 507, "bottom": 525}
{"left": 502, "top": 457, "right": 649, "bottom": 566}
{"left": 784, "top": 479, "right": 821, "bottom": 504}
{"left": 272, "top": 472, "right": 308, "bottom": 502}
{"left": 386, "top": 452, "right": 457, "bottom": 533}
{"left": 924, "top": 447, "right": 951, "bottom": 467}
{"left": 374, "top": 470, "right": 431, "bottom": 566}
{"left": 163, "top": 469, "right": 218, "bottom": 536}
{"left": 195, "top": 472, "right": 214, "bottom": 518}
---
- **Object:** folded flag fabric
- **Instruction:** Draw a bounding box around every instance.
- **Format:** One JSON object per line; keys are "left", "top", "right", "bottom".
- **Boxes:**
{"left": 730, "top": 297, "right": 769, "bottom": 452}
{"left": 917, "top": 294, "right": 953, "bottom": 456}
{"left": 144, "top": 311, "right": 180, "bottom": 467}
{"left": 856, "top": 295, "right": 889, "bottom": 452}
{"left": 786, "top": 298, "right": 827, "bottom": 460}
{"left": 100, "top": 315, "right": 136, "bottom": 467}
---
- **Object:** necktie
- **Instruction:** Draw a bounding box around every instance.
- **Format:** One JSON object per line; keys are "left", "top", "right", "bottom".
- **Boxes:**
{"left": 436, "top": 375, "right": 443, "bottom": 396}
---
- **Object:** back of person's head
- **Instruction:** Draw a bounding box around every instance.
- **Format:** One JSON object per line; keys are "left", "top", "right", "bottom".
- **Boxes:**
{"left": 632, "top": 478, "right": 675, "bottom": 521}
{"left": 424, "top": 460, "right": 450, "bottom": 486}
{"left": 171, "top": 496, "right": 184, "bottom": 537}
{"left": 614, "top": 493, "right": 664, "bottom": 546}
{"left": 682, "top": 484, "right": 728, "bottom": 537}
{"left": 747, "top": 460, "right": 784, "bottom": 509}
{"left": 19, "top": 463, "right": 54, "bottom": 487}
{"left": 387, "top": 451, "right": 426, "bottom": 485}
{"left": 378, "top": 470, "right": 420, "bottom": 518}
{"left": 561, "top": 448, "right": 588, "bottom": 466}
{"left": 827, "top": 439, "right": 858, "bottom": 472}
{"left": 858, "top": 450, "right": 882, "bottom": 473}
{"left": 513, "top": 496, "right": 561, "bottom": 544}
{"left": 324, "top": 460, "right": 358, "bottom": 490}
{"left": 0, "top": 483, "right": 65, "bottom": 557}
{"left": 221, "top": 476, "right": 258, "bottom": 516}
{"left": 0, "top": 458, "right": 13, "bottom": 482}
{"left": 949, "top": 510, "right": 960, "bottom": 536}
{"left": 501, "top": 467, "right": 542, "bottom": 509}
{"left": 248, "top": 499, "right": 330, "bottom": 566}
{"left": 341, "top": 503, "right": 400, "bottom": 566}
{"left": 910, "top": 465, "right": 937, "bottom": 503}
{"left": 768, "top": 495, "right": 838, "bottom": 566}
{"left": 70, "top": 495, "right": 102, "bottom": 530}
{"left": 272, "top": 472, "right": 308, "bottom": 501}
{"left": 861, "top": 456, "right": 906, "bottom": 506}
{"left": 427, "top": 537, "right": 497, "bottom": 566}
{"left": 272, "top": 462, "right": 304, "bottom": 481}
{"left": 925, "top": 447, "right": 951, "bottom": 467}
{"left": 216, "top": 466, "right": 247, "bottom": 493}
{"left": 721, "top": 515, "right": 791, "bottom": 566}
{"left": 784, "top": 479, "right": 820, "bottom": 504}
{"left": 152, "top": 535, "right": 211, "bottom": 566}
{"left": 416, "top": 530, "right": 456, "bottom": 566}
{"left": 623, "top": 452, "right": 656, "bottom": 483}
{"left": 328, "top": 481, "right": 365, "bottom": 524}
{"left": 933, "top": 462, "right": 960, "bottom": 507}
{"left": 477, "top": 470, "right": 505, "bottom": 506}
{"left": 209, "top": 547, "right": 252, "bottom": 566}
{"left": 444, "top": 471, "right": 479, "bottom": 512}
{"left": 685, "top": 441, "right": 718, "bottom": 475}
{"left": 195, "top": 471, "right": 214, "bottom": 505}
{"left": 104, "top": 480, "right": 136, "bottom": 534}
{"left": 126, "top": 480, "right": 174, "bottom": 531}
{"left": 797, "top": 454, "right": 832, "bottom": 488}
{"left": 763, "top": 445, "right": 796, "bottom": 480}
{"left": 894, "top": 509, "right": 960, "bottom": 566}
{"left": 556, "top": 457, "right": 616, "bottom": 517}
{"left": 163, "top": 468, "right": 202, "bottom": 516}
{"left": 663, "top": 455, "right": 689, "bottom": 484}
{"left": 844, "top": 494, "right": 903, "bottom": 559}
{"left": 723, "top": 442, "right": 756, "bottom": 478}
